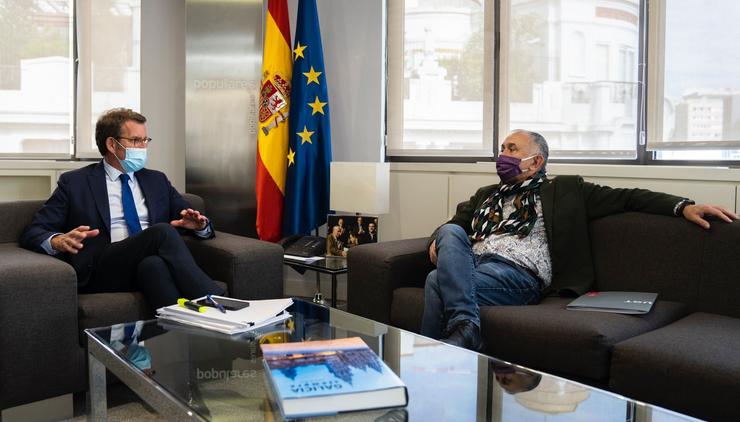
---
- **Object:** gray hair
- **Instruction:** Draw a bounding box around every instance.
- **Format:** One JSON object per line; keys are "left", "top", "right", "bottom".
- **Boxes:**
{"left": 512, "top": 129, "right": 549, "bottom": 170}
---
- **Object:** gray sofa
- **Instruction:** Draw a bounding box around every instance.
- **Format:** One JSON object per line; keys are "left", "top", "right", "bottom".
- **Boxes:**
{"left": 0, "top": 194, "right": 284, "bottom": 411}
{"left": 348, "top": 212, "right": 740, "bottom": 421}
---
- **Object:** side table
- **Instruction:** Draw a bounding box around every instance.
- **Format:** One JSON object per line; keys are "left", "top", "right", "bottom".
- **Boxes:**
{"left": 284, "top": 255, "right": 348, "bottom": 307}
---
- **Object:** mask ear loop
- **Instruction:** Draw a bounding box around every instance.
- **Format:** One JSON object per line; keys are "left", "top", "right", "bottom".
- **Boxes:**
{"left": 521, "top": 154, "right": 539, "bottom": 172}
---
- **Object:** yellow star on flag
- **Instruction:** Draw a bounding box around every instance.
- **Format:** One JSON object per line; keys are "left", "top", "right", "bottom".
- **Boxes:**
{"left": 303, "top": 66, "right": 322, "bottom": 85}
{"left": 287, "top": 148, "right": 295, "bottom": 166}
{"left": 308, "top": 96, "right": 327, "bottom": 115}
{"left": 297, "top": 126, "right": 314, "bottom": 144}
{"left": 293, "top": 42, "right": 307, "bottom": 60}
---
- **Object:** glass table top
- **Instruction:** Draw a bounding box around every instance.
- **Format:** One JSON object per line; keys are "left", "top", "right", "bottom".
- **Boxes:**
{"left": 283, "top": 256, "right": 348, "bottom": 273}
{"left": 86, "top": 299, "right": 699, "bottom": 421}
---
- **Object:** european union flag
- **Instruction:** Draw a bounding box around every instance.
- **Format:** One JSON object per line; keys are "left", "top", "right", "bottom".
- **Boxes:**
{"left": 282, "top": 0, "right": 332, "bottom": 236}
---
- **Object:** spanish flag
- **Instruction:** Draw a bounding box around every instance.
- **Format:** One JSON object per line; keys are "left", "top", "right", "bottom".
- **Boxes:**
{"left": 256, "top": 0, "right": 292, "bottom": 242}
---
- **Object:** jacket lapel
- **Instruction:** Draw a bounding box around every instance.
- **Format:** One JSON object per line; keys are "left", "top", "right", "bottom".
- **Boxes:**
{"left": 88, "top": 162, "right": 111, "bottom": 235}
{"left": 135, "top": 170, "right": 157, "bottom": 223}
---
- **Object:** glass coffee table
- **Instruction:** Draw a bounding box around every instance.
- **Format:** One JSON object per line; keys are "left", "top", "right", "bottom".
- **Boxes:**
{"left": 86, "top": 299, "right": 699, "bottom": 421}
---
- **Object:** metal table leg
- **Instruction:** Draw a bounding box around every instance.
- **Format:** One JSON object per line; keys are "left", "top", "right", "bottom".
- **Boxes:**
{"left": 331, "top": 273, "right": 338, "bottom": 307}
{"left": 312, "top": 271, "right": 324, "bottom": 304}
{"left": 87, "top": 352, "right": 107, "bottom": 422}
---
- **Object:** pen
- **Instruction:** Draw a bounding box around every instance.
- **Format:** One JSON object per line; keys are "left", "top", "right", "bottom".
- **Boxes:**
{"left": 207, "top": 294, "right": 227, "bottom": 314}
{"left": 177, "top": 298, "right": 207, "bottom": 313}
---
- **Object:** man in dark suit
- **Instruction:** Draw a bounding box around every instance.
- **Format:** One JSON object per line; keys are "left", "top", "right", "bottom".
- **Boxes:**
{"left": 20, "top": 108, "right": 223, "bottom": 311}
{"left": 366, "top": 222, "right": 377, "bottom": 243}
{"left": 424, "top": 130, "right": 738, "bottom": 350}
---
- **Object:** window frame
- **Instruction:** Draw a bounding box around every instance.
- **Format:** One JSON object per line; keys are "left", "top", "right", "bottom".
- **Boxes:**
{"left": 0, "top": 0, "right": 141, "bottom": 161}
{"left": 386, "top": 0, "right": 496, "bottom": 159}
{"left": 0, "top": 0, "right": 75, "bottom": 160}
{"left": 387, "top": 0, "right": 740, "bottom": 166}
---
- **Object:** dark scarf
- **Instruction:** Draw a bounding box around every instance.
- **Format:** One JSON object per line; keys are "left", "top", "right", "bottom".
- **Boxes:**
{"left": 470, "top": 173, "right": 547, "bottom": 241}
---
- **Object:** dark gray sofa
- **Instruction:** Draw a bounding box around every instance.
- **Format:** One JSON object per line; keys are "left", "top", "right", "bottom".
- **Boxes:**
{"left": 0, "top": 194, "right": 284, "bottom": 412}
{"left": 348, "top": 212, "right": 740, "bottom": 421}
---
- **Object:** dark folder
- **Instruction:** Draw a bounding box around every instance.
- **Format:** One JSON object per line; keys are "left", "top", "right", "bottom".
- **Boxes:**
{"left": 566, "top": 291, "right": 658, "bottom": 314}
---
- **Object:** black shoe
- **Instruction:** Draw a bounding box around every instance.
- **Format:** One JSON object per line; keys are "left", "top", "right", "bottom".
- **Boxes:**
{"left": 440, "top": 320, "right": 482, "bottom": 351}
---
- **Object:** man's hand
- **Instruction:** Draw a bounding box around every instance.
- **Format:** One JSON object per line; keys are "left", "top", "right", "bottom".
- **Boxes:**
{"left": 683, "top": 204, "right": 739, "bottom": 229}
{"left": 51, "top": 225, "right": 100, "bottom": 254}
{"left": 429, "top": 239, "right": 437, "bottom": 266}
{"left": 170, "top": 208, "right": 208, "bottom": 231}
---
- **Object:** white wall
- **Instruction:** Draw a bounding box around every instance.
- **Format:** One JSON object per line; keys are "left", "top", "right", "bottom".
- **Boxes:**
{"left": 288, "top": 0, "right": 386, "bottom": 162}
{"left": 141, "top": 0, "right": 186, "bottom": 191}
{"left": 382, "top": 163, "right": 740, "bottom": 242}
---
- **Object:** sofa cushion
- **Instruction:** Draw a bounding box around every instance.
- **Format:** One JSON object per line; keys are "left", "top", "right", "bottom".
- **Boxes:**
{"left": 590, "top": 213, "right": 705, "bottom": 307}
{"left": 390, "top": 287, "right": 425, "bottom": 333}
{"left": 610, "top": 313, "right": 740, "bottom": 422}
{"left": 480, "top": 297, "right": 689, "bottom": 382}
{"left": 0, "top": 200, "right": 45, "bottom": 244}
{"left": 78, "top": 292, "right": 152, "bottom": 333}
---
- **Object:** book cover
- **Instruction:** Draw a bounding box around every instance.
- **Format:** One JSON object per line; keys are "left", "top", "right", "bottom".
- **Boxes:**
{"left": 566, "top": 291, "right": 658, "bottom": 314}
{"left": 261, "top": 337, "right": 407, "bottom": 418}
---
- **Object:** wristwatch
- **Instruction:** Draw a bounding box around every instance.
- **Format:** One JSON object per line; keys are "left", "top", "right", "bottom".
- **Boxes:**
{"left": 674, "top": 199, "right": 696, "bottom": 216}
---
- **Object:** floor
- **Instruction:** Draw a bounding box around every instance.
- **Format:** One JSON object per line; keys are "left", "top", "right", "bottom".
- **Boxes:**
{"left": 63, "top": 383, "right": 164, "bottom": 422}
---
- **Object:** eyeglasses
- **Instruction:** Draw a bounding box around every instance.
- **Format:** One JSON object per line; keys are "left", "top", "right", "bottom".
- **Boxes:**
{"left": 117, "top": 136, "right": 152, "bottom": 147}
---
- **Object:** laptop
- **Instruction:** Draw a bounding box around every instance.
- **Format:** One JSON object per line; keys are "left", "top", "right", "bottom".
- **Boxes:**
{"left": 566, "top": 291, "right": 658, "bottom": 314}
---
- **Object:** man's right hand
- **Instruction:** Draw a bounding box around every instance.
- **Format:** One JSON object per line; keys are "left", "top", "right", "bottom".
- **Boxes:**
{"left": 51, "top": 225, "right": 100, "bottom": 254}
{"left": 429, "top": 239, "right": 437, "bottom": 266}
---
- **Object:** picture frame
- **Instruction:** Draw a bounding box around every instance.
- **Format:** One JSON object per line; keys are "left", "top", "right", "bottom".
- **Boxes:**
{"left": 325, "top": 214, "right": 379, "bottom": 257}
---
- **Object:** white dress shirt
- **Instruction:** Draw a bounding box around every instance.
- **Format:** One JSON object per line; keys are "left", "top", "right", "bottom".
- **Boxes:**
{"left": 103, "top": 159, "right": 151, "bottom": 242}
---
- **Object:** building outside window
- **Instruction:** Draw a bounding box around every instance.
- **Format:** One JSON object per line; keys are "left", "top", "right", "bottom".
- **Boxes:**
{"left": 647, "top": 0, "right": 740, "bottom": 161}
{"left": 0, "top": 0, "right": 141, "bottom": 159}
{"left": 389, "top": 0, "right": 740, "bottom": 162}
{"left": 0, "top": 0, "right": 72, "bottom": 157}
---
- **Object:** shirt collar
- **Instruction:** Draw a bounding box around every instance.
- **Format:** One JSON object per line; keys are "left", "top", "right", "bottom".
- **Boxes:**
{"left": 102, "top": 159, "right": 134, "bottom": 182}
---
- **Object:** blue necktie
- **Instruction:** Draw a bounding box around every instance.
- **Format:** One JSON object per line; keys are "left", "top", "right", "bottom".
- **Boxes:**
{"left": 120, "top": 173, "right": 142, "bottom": 236}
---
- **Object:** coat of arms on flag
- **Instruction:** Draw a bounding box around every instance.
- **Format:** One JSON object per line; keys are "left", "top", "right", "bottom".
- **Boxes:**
{"left": 259, "top": 73, "right": 291, "bottom": 136}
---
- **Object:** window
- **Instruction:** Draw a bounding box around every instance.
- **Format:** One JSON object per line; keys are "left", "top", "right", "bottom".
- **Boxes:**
{"left": 389, "top": 0, "right": 643, "bottom": 159}
{"left": 0, "top": 0, "right": 72, "bottom": 157}
{"left": 76, "top": 0, "right": 141, "bottom": 158}
{"left": 647, "top": 0, "right": 740, "bottom": 160}
{"left": 387, "top": 0, "right": 494, "bottom": 157}
{"left": 501, "top": 0, "right": 640, "bottom": 159}
{"left": 0, "top": 0, "right": 141, "bottom": 159}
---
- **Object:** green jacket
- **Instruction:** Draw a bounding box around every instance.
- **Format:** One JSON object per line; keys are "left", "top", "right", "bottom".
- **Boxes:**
{"left": 430, "top": 175, "right": 685, "bottom": 296}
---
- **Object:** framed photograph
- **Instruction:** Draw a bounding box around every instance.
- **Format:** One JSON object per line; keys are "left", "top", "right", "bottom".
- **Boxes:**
{"left": 325, "top": 214, "right": 379, "bottom": 256}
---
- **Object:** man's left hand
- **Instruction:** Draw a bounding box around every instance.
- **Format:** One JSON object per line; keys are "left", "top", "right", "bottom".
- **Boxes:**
{"left": 682, "top": 204, "right": 738, "bottom": 229}
{"left": 171, "top": 208, "right": 208, "bottom": 231}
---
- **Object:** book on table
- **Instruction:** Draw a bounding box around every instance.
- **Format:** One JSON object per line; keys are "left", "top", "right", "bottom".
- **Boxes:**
{"left": 156, "top": 296, "right": 293, "bottom": 335}
{"left": 566, "top": 291, "right": 658, "bottom": 314}
{"left": 261, "top": 337, "right": 408, "bottom": 418}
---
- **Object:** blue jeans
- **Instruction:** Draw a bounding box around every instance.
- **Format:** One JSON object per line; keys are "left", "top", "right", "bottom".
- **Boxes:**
{"left": 421, "top": 224, "right": 542, "bottom": 339}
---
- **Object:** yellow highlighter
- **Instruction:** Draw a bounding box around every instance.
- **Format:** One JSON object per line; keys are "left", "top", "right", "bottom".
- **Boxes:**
{"left": 177, "top": 298, "right": 207, "bottom": 313}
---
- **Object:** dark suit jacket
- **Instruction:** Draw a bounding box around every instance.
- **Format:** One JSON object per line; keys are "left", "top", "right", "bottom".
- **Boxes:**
{"left": 326, "top": 235, "right": 344, "bottom": 256}
{"left": 19, "top": 161, "right": 212, "bottom": 286}
{"left": 430, "top": 175, "right": 685, "bottom": 296}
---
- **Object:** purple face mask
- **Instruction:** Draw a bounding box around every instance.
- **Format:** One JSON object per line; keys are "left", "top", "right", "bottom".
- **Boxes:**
{"left": 496, "top": 154, "right": 536, "bottom": 183}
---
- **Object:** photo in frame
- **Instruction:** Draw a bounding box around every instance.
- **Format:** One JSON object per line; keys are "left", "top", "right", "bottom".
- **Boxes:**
{"left": 325, "top": 214, "right": 379, "bottom": 257}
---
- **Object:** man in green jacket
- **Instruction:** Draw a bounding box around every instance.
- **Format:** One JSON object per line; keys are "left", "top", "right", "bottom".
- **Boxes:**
{"left": 424, "top": 130, "right": 738, "bottom": 351}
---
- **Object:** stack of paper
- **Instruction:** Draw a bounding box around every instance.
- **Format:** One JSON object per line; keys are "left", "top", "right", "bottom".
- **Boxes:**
{"left": 157, "top": 296, "right": 293, "bottom": 335}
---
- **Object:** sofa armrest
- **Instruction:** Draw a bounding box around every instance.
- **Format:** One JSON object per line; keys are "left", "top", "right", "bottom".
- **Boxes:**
{"left": 347, "top": 237, "right": 433, "bottom": 324}
{"left": 184, "top": 231, "right": 284, "bottom": 300}
{"left": 0, "top": 244, "right": 82, "bottom": 409}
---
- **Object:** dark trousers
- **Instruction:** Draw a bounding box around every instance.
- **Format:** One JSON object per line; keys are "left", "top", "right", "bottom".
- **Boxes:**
{"left": 81, "top": 223, "right": 224, "bottom": 311}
